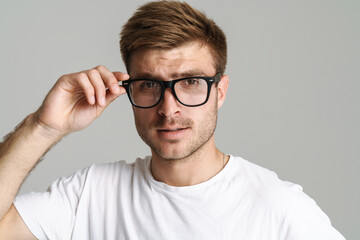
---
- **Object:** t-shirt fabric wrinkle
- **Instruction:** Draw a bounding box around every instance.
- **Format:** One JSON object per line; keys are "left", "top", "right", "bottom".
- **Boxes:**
{"left": 14, "top": 156, "right": 346, "bottom": 240}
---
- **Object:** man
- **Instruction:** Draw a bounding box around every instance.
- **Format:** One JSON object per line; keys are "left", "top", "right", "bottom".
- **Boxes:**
{"left": 0, "top": 1, "right": 345, "bottom": 239}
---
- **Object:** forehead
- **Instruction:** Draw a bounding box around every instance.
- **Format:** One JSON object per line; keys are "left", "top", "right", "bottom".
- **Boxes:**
{"left": 128, "top": 42, "right": 216, "bottom": 79}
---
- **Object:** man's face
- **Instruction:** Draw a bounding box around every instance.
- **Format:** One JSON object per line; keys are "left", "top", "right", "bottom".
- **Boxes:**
{"left": 128, "top": 42, "right": 227, "bottom": 160}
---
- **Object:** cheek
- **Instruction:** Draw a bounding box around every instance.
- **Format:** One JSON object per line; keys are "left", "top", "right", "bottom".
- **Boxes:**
{"left": 133, "top": 108, "right": 149, "bottom": 127}
{"left": 193, "top": 99, "right": 217, "bottom": 125}
{"left": 133, "top": 108, "right": 159, "bottom": 130}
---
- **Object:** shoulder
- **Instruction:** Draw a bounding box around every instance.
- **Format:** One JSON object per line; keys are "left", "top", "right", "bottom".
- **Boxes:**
{"left": 232, "top": 156, "right": 300, "bottom": 191}
{"left": 86, "top": 156, "right": 150, "bottom": 182}
{"left": 231, "top": 156, "right": 305, "bottom": 210}
{"left": 230, "top": 156, "right": 345, "bottom": 239}
{"left": 34, "top": 157, "right": 150, "bottom": 201}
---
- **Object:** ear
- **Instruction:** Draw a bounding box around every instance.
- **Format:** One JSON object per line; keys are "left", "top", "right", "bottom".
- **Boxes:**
{"left": 217, "top": 74, "right": 229, "bottom": 109}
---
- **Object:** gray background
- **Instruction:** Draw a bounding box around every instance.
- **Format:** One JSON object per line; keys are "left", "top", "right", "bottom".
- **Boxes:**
{"left": 0, "top": 0, "right": 358, "bottom": 238}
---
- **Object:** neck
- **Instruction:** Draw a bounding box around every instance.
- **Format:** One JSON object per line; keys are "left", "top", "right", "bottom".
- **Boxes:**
{"left": 150, "top": 136, "right": 228, "bottom": 187}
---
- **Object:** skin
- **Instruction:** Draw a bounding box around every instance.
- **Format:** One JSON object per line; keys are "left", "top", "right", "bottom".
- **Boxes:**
{"left": 0, "top": 67, "right": 129, "bottom": 239}
{"left": 129, "top": 42, "right": 229, "bottom": 186}
{"left": 0, "top": 41, "right": 229, "bottom": 238}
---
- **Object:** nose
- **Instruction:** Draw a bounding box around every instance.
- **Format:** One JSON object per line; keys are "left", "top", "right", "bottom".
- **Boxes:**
{"left": 157, "top": 88, "right": 181, "bottom": 117}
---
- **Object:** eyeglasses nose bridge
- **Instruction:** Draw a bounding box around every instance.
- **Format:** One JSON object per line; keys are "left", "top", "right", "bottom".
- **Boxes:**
{"left": 161, "top": 80, "right": 175, "bottom": 89}
{"left": 160, "top": 80, "right": 177, "bottom": 95}
{"left": 159, "top": 80, "right": 178, "bottom": 101}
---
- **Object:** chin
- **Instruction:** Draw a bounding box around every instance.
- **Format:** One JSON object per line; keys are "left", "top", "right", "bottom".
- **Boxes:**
{"left": 153, "top": 138, "right": 209, "bottom": 161}
{"left": 153, "top": 146, "right": 190, "bottom": 161}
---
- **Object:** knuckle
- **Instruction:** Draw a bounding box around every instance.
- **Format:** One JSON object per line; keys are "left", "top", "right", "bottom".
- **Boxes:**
{"left": 58, "top": 73, "right": 70, "bottom": 81}
{"left": 95, "top": 65, "right": 106, "bottom": 71}
{"left": 86, "top": 87, "right": 95, "bottom": 96}
{"left": 87, "top": 69, "right": 99, "bottom": 78}
{"left": 97, "top": 85, "right": 106, "bottom": 93}
{"left": 77, "top": 72, "right": 88, "bottom": 81}
{"left": 75, "top": 73, "right": 90, "bottom": 86}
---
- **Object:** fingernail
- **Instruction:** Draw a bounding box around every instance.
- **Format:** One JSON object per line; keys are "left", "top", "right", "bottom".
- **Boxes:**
{"left": 112, "top": 83, "right": 120, "bottom": 93}
{"left": 101, "top": 96, "right": 106, "bottom": 106}
{"left": 90, "top": 96, "right": 95, "bottom": 105}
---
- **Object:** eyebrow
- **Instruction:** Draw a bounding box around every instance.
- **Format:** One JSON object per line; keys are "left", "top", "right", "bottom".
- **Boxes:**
{"left": 131, "top": 69, "right": 209, "bottom": 80}
{"left": 170, "top": 70, "right": 208, "bottom": 78}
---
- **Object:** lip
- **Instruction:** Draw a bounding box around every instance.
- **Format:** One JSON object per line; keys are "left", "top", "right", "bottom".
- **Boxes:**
{"left": 156, "top": 127, "right": 190, "bottom": 140}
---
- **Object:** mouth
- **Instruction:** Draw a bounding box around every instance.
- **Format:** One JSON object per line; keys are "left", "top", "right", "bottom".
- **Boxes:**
{"left": 158, "top": 128, "right": 188, "bottom": 132}
{"left": 156, "top": 127, "right": 190, "bottom": 139}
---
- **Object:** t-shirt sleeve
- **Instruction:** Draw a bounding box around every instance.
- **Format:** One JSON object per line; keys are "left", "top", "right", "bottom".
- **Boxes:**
{"left": 13, "top": 165, "right": 94, "bottom": 240}
{"left": 284, "top": 191, "right": 346, "bottom": 240}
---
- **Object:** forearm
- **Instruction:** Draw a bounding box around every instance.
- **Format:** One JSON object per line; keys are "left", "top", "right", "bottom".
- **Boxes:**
{"left": 0, "top": 113, "right": 63, "bottom": 219}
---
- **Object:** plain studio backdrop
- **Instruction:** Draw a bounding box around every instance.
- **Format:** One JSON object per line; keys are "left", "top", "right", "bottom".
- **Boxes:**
{"left": 0, "top": 0, "right": 358, "bottom": 238}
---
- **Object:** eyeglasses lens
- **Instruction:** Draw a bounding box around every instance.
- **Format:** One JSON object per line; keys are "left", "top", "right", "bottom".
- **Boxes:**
{"left": 129, "top": 80, "right": 162, "bottom": 107}
{"left": 174, "top": 78, "right": 208, "bottom": 105}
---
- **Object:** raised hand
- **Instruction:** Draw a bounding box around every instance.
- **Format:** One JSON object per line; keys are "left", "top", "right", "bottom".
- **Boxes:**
{"left": 34, "top": 65, "right": 129, "bottom": 137}
{"left": 0, "top": 66, "right": 130, "bottom": 236}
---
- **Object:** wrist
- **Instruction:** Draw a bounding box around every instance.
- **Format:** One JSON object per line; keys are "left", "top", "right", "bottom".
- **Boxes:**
{"left": 27, "top": 113, "right": 66, "bottom": 143}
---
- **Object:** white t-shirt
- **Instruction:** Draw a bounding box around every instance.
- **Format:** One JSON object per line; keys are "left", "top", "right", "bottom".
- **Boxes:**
{"left": 14, "top": 156, "right": 345, "bottom": 240}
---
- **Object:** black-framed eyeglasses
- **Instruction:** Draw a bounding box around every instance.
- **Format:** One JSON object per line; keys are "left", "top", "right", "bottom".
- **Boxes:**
{"left": 122, "top": 73, "right": 222, "bottom": 108}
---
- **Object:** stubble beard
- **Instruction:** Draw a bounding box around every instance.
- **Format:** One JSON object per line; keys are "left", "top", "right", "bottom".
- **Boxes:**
{"left": 135, "top": 103, "right": 218, "bottom": 161}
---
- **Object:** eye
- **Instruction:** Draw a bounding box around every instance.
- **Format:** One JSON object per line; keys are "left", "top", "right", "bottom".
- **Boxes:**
{"left": 183, "top": 78, "right": 200, "bottom": 86}
{"left": 140, "top": 81, "right": 157, "bottom": 89}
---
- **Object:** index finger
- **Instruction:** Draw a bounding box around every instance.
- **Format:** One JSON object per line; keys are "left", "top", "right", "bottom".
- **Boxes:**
{"left": 113, "top": 72, "right": 130, "bottom": 82}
